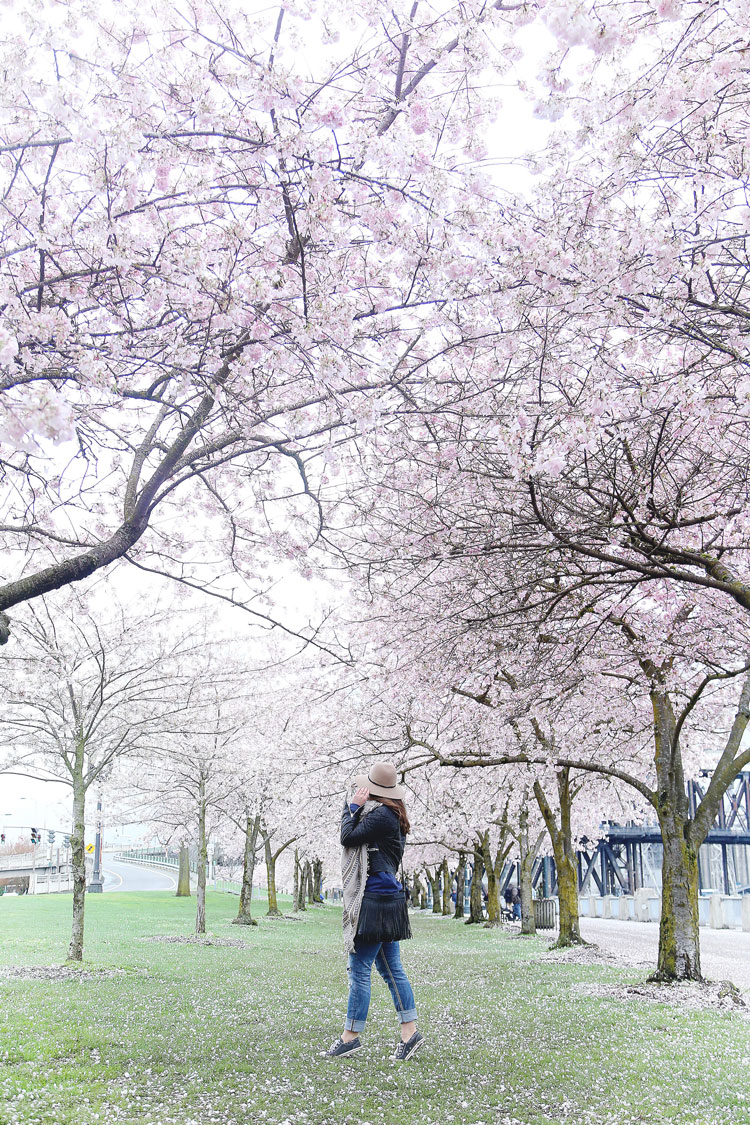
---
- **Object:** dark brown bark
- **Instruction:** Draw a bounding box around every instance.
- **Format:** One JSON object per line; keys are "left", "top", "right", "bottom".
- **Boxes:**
{"left": 466, "top": 843, "right": 485, "bottom": 924}
{"left": 480, "top": 827, "right": 513, "bottom": 926}
{"left": 0, "top": 373, "right": 222, "bottom": 615}
{"left": 441, "top": 857, "right": 452, "bottom": 915}
{"left": 425, "top": 865, "right": 441, "bottom": 913}
{"left": 312, "top": 857, "right": 324, "bottom": 902}
{"left": 233, "top": 812, "right": 260, "bottom": 927}
{"left": 453, "top": 852, "right": 466, "bottom": 919}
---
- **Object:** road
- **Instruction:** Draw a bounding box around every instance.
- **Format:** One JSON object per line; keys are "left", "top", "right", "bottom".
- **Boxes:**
{"left": 580, "top": 916, "right": 750, "bottom": 992}
{"left": 102, "top": 858, "right": 178, "bottom": 893}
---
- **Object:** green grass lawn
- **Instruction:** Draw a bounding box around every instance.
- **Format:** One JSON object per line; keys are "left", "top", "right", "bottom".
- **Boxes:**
{"left": 1, "top": 891, "right": 749, "bottom": 1125}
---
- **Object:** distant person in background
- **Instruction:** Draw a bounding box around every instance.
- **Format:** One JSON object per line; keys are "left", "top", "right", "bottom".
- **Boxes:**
{"left": 324, "top": 761, "right": 425, "bottom": 1062}
{"left": 510, "top": 884, "right": 522, "bottom": 920}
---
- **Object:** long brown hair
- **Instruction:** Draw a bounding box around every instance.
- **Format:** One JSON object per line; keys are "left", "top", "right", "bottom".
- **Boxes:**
{"left": 372, "top": 794, "right": 410, "bottom": 835}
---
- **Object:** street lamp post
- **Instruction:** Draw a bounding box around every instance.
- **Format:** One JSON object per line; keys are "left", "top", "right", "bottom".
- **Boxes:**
{"left": 88, "top": 791, "right": 103, "bottom": 893}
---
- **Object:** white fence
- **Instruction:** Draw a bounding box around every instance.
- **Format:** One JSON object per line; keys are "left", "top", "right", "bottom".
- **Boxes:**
{"left": 580, "top": 889, "right": 750, "bottom": 931}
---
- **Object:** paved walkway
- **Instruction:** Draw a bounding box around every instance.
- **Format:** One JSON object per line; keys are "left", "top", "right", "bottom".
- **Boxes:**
{"left": 102, "top": 858, "right": 177, "bottom": 893}
{"left": 579, "top": 916, "right": 750, "bottom": 992}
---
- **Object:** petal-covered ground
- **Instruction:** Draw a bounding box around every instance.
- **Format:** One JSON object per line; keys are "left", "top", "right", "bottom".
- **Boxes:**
{"left": 1, "top": 892, "right": 749, "bottom": 1125}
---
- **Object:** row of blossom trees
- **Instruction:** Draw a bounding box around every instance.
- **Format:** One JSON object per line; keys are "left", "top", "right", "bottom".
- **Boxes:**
{"left": 2, "top": 0, "right": 750, "bottom": 983}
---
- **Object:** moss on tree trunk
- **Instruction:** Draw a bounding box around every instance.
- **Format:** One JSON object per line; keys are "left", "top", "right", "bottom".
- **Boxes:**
{"left": 653, "top": 812, "right": 701, "bottom": 980}
{"left": 648, "top": 690, "right": 704, "bottom": 980}
{"left": 534, "top": 769, "right": 583, "bottom": 947}
{"left": 264, "top": 833, "right": 281, "bottom": 916}
{"left": 176, "top": 845, "right": 191, "bottom": 898}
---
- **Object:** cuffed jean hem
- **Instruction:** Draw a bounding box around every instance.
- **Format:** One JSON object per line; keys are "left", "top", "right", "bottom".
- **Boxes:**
{"left": 344, "top": 1007, "right": 416, "bottom": 1033}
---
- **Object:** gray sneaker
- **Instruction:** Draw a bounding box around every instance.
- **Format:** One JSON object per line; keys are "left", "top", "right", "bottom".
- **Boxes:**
{"left": 324, "top": 1036, "right": 362, "bottom": 1058}
{"left": 393, "top": 1031, "right": 425, "bottom": 1060}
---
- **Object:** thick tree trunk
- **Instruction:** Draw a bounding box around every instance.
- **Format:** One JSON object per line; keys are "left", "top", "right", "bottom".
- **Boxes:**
{"left": 264, "top": 833, "right": 281, "bottom": 916}
{"left": 484, "top": 850, "right": 501, "bottom": 924}
{"left": 519, "top": 848, "right": 536, "bottom": 936}
{"left": 294, "top": 850, "right": 306, "bottom": 912}
{"left": 534, "top": 769, "right": 583, "bottom": 947}
{"left": 312, "top": 858, "right": 324, "bottom": 902}
{"left": 304, "top": 859, "right": 314, "bottom": 904}
{"left": 643, "top": 689, "right": 705, "bottom": 980}
{"left": 426, "top": 866, "right": 441, "bottom": 913}
{"left": 453, "top": 852, "right": 466, "bottom": 919}
{"left": 176, "top": 844, "right": 191, "bottom": 897}
{"left": 653, "top": 808, "right": 701, "bottom": 980}
{"left": 519, "top": 809, "right": 543, "bottom": 936}
{"left": 195, "top": 784, "right": 207, "bottom": 935}
{"left": 466, "top": 846, "right": 485, "bottom": 924}
{"left": 556, "top": 850, "right": 582, "bottom": 947}
{"left": 480, "top": 830, "right": 511, "bottom": 927}
{"left": 233, "top": 813, "right": 260, "bottom": 927}
{"left": 410, "top": 871, "right": 421, "bottom": 908}
{"left": 67, "top": 746, "right": 87, "bottom": 962}
{"left": 441, "top": 858, "right": 452, "bottom": 915}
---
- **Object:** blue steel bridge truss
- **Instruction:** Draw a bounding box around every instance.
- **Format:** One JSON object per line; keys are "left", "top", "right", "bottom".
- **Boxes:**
{"left": 507, "top": 771, "right": 750, "bottom": 899}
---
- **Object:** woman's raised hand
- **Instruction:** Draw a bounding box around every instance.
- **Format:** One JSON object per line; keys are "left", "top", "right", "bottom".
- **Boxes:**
{"left": 351, "top": 786, "right": 369, "bottom": 807}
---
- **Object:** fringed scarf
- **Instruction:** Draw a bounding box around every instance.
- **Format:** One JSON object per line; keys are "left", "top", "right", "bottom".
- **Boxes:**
{"left": 341, "top": 799, "right": 379, "bottom": 954}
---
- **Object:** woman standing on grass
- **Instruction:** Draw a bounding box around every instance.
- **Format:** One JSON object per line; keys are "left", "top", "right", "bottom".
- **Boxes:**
{"left": 324, "top": 761, "right": 424, "bottom": 1061}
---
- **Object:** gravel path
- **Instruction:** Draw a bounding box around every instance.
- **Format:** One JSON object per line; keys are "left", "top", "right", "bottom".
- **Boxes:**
{"left": 579, "top": 916, "right": 750, "bottom": 992}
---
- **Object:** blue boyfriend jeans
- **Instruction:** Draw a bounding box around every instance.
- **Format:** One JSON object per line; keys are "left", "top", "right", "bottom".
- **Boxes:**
{"left": 344, "top": 940, "right": 417, "bottom": 1033}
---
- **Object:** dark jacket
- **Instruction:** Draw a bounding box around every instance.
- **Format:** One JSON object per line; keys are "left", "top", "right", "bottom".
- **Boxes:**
{"left": 340, "top": 801, "right": 411, "bottom": 945}
{"left": 340, "top": 802, "right": 405, "bottom": 877}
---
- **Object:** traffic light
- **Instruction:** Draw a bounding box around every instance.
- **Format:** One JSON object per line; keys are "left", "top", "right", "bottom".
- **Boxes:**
{"left": 64, "top": 835, "right": 71, "bottom": 849}
{"left": 31, "top": 828, "right": 40, "bottom": 845}
{"left": 0, "top": 832, "right": 5, "bottom": 844}
{"left": 48, "top": 830, "right": 55, "bottom": 845}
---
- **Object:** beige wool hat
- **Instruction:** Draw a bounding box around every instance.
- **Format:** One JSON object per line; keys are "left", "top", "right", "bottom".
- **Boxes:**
{"left": 352, "top": 760, "right": 406, "bottom": 801}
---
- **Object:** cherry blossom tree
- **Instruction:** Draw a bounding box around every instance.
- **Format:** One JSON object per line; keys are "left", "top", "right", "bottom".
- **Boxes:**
{"left": 0, "top": 0, "right": 538, "bottom": 643}
{"left": 0, "top": 591, "right": 199, "bottom": 960}
{"left": 132, "top": 678, "right": 250, "bottom": 934}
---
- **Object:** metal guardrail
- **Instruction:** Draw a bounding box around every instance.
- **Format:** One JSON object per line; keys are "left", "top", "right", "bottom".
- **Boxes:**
{"left": 114, "top": 854, "right": 180, "bottom": 872}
